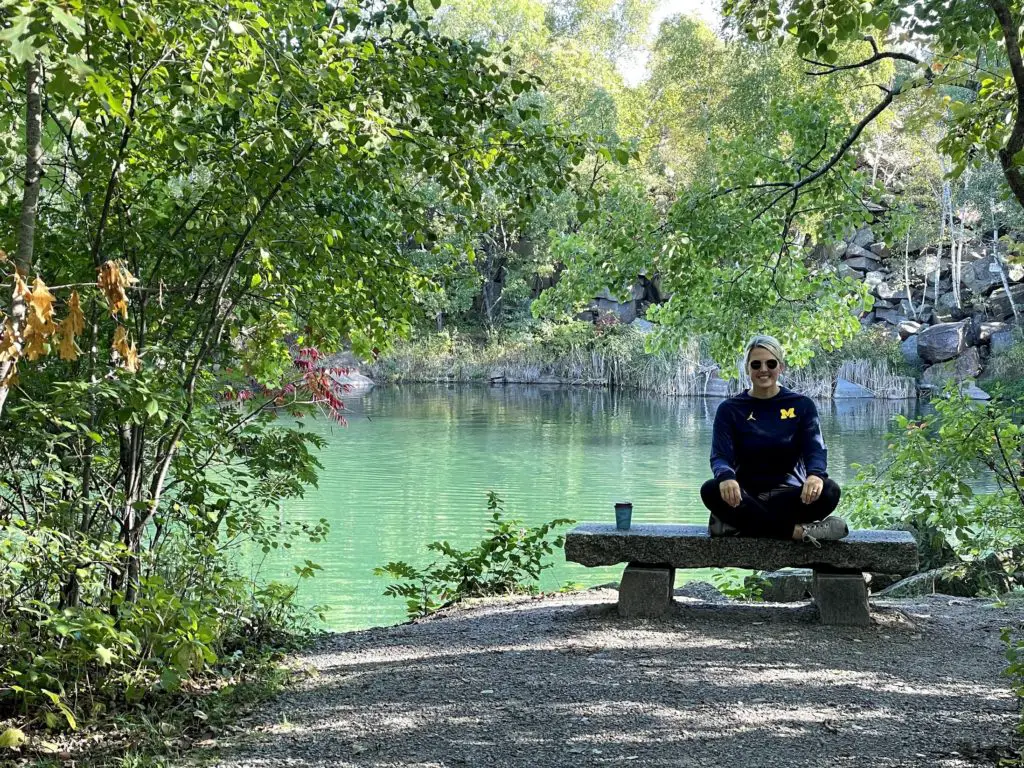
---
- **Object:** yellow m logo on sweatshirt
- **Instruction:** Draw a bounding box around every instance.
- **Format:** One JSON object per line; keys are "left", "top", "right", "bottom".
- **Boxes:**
{"left": 780, "top": 407, "right": 796, "bottom": 420}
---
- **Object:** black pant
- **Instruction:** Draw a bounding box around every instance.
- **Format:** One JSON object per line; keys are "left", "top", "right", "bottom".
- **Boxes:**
{"left": 700, "top": 478, "right": 842, "bottom": 539}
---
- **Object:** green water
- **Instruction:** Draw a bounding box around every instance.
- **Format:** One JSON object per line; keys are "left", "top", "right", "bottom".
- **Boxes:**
{"left": 265, "top": 384, "right": 917, "bottom": 631}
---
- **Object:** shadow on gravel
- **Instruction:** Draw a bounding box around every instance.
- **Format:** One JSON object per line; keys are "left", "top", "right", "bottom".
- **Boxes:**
{"left": 196, "top": 596, "right": 1018, "bottom": 768}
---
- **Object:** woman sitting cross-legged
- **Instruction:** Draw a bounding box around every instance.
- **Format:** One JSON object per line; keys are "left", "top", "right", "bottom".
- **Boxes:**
{"left": 700, "top": 334, "right": 848, "bottom": 546}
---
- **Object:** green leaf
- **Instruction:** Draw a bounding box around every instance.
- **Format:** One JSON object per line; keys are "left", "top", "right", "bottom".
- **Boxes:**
{"left": 51, "top": 6, "right": 86, "bottom": 37}
{"left": 95, "top": 644, "right": 115, "bottom": 666}
{"left": 0, "top": 727, "right": 26, "bottom": 749}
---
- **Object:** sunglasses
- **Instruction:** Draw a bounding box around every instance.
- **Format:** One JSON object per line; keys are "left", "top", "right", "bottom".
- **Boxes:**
{"left": 749, "top": 359, "right": 779, "bottom": 370}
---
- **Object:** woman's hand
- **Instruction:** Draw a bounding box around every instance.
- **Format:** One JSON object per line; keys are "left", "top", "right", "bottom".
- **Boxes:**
{"left": 801, "top": 475, "right": 824, "bottom": 504}
{"left": 719, "top": 479, "right": 742, "bottom": 508}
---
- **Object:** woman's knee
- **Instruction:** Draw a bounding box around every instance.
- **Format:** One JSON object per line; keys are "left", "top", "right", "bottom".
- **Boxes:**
{"left": 822, "top": 478, "right": 841, "bottom": 509}
{"left": 700, "top": 478, "right": 720, "bottom": 509}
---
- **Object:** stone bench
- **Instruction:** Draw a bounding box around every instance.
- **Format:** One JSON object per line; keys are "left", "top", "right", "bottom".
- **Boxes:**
{"left": 564, "top": 523, "right": 918, "bottom": 626}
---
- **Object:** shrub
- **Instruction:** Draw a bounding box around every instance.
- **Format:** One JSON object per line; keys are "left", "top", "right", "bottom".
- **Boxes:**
{"left": 375, "top": 492, "right": 574, "bottom": 618}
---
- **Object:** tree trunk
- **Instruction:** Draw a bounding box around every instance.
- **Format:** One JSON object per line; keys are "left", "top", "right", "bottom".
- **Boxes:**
{"left": 0, "top": 56, "right": 44, "bottom": 418}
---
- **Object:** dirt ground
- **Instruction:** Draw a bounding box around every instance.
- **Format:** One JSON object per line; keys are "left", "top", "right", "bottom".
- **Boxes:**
{"left": 185, "top": 589, "right": 1024, "bottom": 768}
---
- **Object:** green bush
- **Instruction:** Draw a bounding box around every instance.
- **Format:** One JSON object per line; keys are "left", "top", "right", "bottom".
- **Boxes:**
{"left": 845, "top": 384, "right": 1024, "bottom": 580}
{"left": 375, "top": 492, "right": 574, "bottom": 618}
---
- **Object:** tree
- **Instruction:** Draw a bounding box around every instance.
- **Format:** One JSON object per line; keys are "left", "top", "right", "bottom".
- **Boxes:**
{"left": 723, "top": 0, "right": 1024, "bottom": 222}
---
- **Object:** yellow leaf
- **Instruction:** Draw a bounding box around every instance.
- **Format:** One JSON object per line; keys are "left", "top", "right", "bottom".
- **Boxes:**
{"left": 67, "top": 290, "right": 85, "bottom": 335}
{"left": 0, "top": 319, "right": 19, "bottom": 363}
{"left": 57, "top": 318, "right": 80, "bottom": 361}
{"left": 28, "top": 275, "right": 55, "bottom": 324}
{"left": 97, "top": 261, "right": 130, "bottom": 319}
{"left": 111, "top": 325, "right": 140, "bottom": 373}
{"left": 12, "top": 272, "right": 29, "bottom": 302}
{"left": 23, "top": 330, "right": 47, "bottom": 361}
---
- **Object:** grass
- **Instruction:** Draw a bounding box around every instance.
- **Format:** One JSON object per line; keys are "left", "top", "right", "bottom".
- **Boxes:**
{"left": 12, "top": 650, "right": 302, "bottom": 768}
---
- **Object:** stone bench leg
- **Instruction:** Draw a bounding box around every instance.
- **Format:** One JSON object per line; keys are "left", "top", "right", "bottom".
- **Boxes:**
{"left": 618, "top": 563, "right": 675, "bottom": 618}
{"left": 813, "top": 571, "right": 870, "bottom": 626}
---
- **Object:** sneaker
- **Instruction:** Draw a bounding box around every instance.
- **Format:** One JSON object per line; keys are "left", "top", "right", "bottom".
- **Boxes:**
{"left": 708, "top": 514, "right": 740, "bottom": 537}
{"left": 801, "top": 516, "right": 849, "bottom": 547}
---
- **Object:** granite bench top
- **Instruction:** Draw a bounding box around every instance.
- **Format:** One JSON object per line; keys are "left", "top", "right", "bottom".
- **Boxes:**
{"left": 564, "top": 523, "right": 918, "bottom": 574}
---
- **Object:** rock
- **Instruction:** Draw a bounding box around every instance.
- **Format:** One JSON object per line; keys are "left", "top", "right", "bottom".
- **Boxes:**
{"left": 916, "top": 320, "right": 970, "bottom": 363}
{"left": 875, "top": 308, "right": 908, "bottom": 325}
{"left": 914, "top": 253, "right": 950, "bottom": 277}
{"left": 595, "top": 287, "right": 623, "bottom": 302}
{"left": 758, "top": 569, "right": 813, "bottom": 602}
{"left": 979, "top": 321, "right": 1010, "bottom": 343}
{"left": 594, "top": 297, "right": 636, "bottom": 324}
{"left": 991, "top": 329, "right": 1016, "bottom": 354}
{"left": 703, "top": 374, "right": 732, "bottom": 398}
{"left": 869, "top": 241, "right": 891, "bottom": 258}
{"left": 962, "top": 254, "right": 1005, "bottom": 295}
{"left": 899, "top": 298, "right": 928, "bottom": 319}
{"left": 850, "top": 225, "right": 875, "bottom": 247}
{"left": 331, "top": 370, "right": 375, "bottom": 391}
{"left": 962, "top": 383, "right": 991, "bottom": 400}
{"left": 859, "top": 311, "right": 876, "bottom": 326}
{"left": 838, "top": 264, "right": 863, "bottom": 280}
{"left": 875, "top": 282, "right": 902, "bottom": 300}
{"left": 988, "top": 284, "right": 1024, "bottom": 320}
{"left": 877, "top": 570, "right": 940, "bottom": 598}
{"left": 864, "top": 270, "right": 887, "bottom": 288}
{"left": 834, "top": 378, "right": 874, "bottom": 398}
{"left": 901, "top": 335, "right": 921, "bottom": 367}
{"left": 920, "top": 347, "right": 982, "bottom": 386}
{"left": 844, "top": 253, "right": 882, "bottom": 271}
{"left": 812, "top": 241, "right": 844, "bottom": 261}
{"left": 932, "top": 291, "right": 966, "bottom": 323}
{"left": 674, "top": 580, "right": 728, "bottom": 603}
{"left": 897, "top": 320, "right": 923, "bottom": 339}
{"left": 630, "top": 318, "right": 654, "bottom": 333}
{"left": 628, "top": 282, "right": 646, "bottom": 301}
{"left": 873, "top": 297, "right": 897, "bottom": 310}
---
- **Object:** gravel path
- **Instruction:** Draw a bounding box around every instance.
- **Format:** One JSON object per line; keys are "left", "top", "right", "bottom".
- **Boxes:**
{"left": 190, "top": 589, "right": 1024, "bottom": 768}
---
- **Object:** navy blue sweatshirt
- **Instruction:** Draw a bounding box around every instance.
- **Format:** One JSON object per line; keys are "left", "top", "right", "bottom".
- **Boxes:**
{"left": 710, "top": 387, "right": 828, "bottom": 492}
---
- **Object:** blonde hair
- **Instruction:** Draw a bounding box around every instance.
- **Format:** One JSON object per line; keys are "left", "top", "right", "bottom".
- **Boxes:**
{"left": 738, "top": 334, "right": 786, "bottom": 381}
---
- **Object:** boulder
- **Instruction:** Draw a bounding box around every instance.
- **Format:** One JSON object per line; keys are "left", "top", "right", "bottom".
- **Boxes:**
{"left": 812, "top": 242, "right": 844, "bottom": 261}
{"left": 979, "top": 321, "right": 1011, "bottom": 343}
{"left": 989, "top": 284, "right": 1024, "bottom": 320}
{"left": 594, "top": 297, "right": 636, "bottom": 324}
{"left": 869, "top": 241, "right": 891, "bottom": 259}
{"left": 674, "top": 580, "right": 728, "bottom": 603}
{"left": 864, "top": 270, "right": 887, "bottom": 288}
{"left": 876, "top": 570, "right": 940, "bottom": 598}
{"left": 330, "top": 370, "right": 375, "bottom": 391}
{"left": 899, "top": 299, "right": 928, "bottom": 319}
{"left": 873, "top": 297, "right": 897, "bottom": 309}
{"left": 844, "top": 253, "right": 882, "bottom": 271}
{"left": 900, "top": 335, "right": 921, "bottom": 367}
{"left": 628, "top": 282, "right": 646, "bottom": 301}
{"left": 897, "top": 320, "right": 923, "bottom": 339}
{"left": 916, "top": 320, "right": 970, "bottom": 363}
{"left": 990, "top": 329, "right": 1016, "bottom": 355}
{"left": 838, "top": 264, "right": 863, "bottom": 280}
{"left": 834, "top": 378, "right": 874, "bottom": 398}
{"left": 932, "top": 291, "right": 966, "bottom": 323}
{"left": 859, "top": 311, "right": 876, "bottom": 326}
{"left": 875, "top": 281, "right": 902, "bottom": 300}
{"left": 630, "top": 318, "right": 654, "bottom": 333}
{"left": 914, "top": 253, "right": 944, "bottom": 276}
{"left": 757, "top": 569, "right": 813, "bottom": 602}
{"left": 875, "top": 308, "right": 908, "bottom": 325}
{"left": 962, "top": 254, "right": 1004, "bottom": 295}
{"left": 962, "top": 383, "right": 991, "bottom": 400}
{"left": 850, "top": 225, "right": 875, "bottom": 247}
{"left": 920, "top": 347, "right": 982, "bottom": 386}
